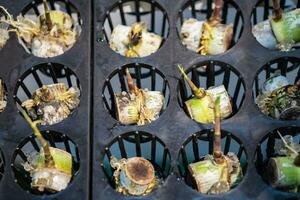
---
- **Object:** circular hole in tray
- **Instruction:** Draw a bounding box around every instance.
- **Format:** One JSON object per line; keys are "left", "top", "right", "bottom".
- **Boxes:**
{"left": 102, "top": 0, "right": 169, "bottom": 58}
{"left": 178, "top": 129, "right": 247, "bottom": 194}
{"left": 253, "top": 57, "right": 300, "bottom": 120}
{"left": 251, "top": 0, "right": 299, "bottom": 51}
{"left": 254, "top": 126, "right": 300, "bottom": 193}
{"left": 14, "top": 62, "right": 81, "bottom": 125}
{"left": 102, "top": 63, "right": 170, "bottom": 126}
{"left": 17, "top": 0, "right": 83, "bottom": 58}
{"left": 100, "top": 131, "right": 171, "bottom": 196}
{"left": 177, "top": 61, "right": 245, "bottom": 124}
{"left": 177, "top": 0, "right": 244, "bottom": 55}
{"left": 11, "top": 130, "right": 80, "bottom": 195}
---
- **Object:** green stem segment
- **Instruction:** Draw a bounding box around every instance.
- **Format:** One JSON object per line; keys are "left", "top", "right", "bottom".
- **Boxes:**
{"left": 43, "top": 0, "right": 52, "bottom": 31}
{"left": 21, "top": 110, "right": 55, "bottom": 168}
{"left": 210, "top": 0, "right": 223, "bottom": 23}
{"left": 177, "top": 65, "right": 206, "bottom": 99}
{"left": 213, "top": 96, "right": 223, "bottom": 164}
{"left": 272, "top": 0, "right": 283, "bottom": 22}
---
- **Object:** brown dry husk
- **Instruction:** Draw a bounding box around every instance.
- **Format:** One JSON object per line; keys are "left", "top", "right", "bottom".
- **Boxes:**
{"left": 21, "top": 83, "right": 80, "bottom": 125}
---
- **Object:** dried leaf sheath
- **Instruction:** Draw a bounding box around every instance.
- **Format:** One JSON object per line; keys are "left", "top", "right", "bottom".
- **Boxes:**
{"left": 114, "top": 68, "right": 164, "bottom": 126}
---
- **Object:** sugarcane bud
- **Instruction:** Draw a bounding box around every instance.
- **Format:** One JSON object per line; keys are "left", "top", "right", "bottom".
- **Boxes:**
{"left": 177, "top": 64, "right": 206, "bottom": 98}
{"left": 210, "top": 0, "right": 223, "bottom": 24}
{"left": 43, "top": 0, "right": 52, "bottom": 31}
{"left": 272, "top": 0, "right": 283, "bottom": 22}
{"left": 125, "top": 68, "right": 139, "bottom": 94}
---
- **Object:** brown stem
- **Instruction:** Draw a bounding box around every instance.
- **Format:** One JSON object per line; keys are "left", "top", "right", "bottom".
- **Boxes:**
{"left": 125, "top": 68, "right": 139, "bottom": 94}
{"left": 210, "top": 0, "right": 223, "bottom": 23}
{"left": 177, "top": 65, "right": 206, "bottom": 99}
{"left": 272, "top": 0, "right": 283, "bottom": 22}
{"left": 43, "top": 0, "right": 52, "bottom": 31}
{"left": 21, "top": 110, "right": 55, "bottom": 168}
{"left": 213, "top": 96, "right": 224, "bottom": 164}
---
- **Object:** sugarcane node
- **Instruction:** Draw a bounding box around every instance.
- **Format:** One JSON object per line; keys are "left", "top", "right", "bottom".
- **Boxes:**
{"left": 272, "top": 0, "right": 283, "bottom": 22}
{"left": 125, "top": 157, "right": 155, "bottom": 185}
{"left": 213, "top": 151, "right": 225, "bottom": 164}
{"left": 294, "top": 154, "right": 300, "bottom": 166}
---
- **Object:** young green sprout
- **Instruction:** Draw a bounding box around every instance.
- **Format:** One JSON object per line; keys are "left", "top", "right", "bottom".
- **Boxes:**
{"left": 21, "top": 110, "right": 54, "bottom": 168}
{"left": 177, "top": 64, "right": 232, "bottom": 124}
{"left": 20, "top": 110, "right": 73, "bottom": 193}
{"left": 114, "top": 68, "right": 164, "bottom": 125}
{"left": 188, "top": 96, "right": 242, "bottom": 194}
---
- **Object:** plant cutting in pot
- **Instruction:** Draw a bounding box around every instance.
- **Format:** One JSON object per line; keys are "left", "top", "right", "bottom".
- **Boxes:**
{"left": 114, "top": 68, "right": 164, "bottom": 126}
{"left": 267, "top": 131, "right": 300, "bottom": 192}
{"left": 188, "top": 97, "right": 242, "bottom": 194}
{"left": 180, "top": 0, "right": 233, "bottom": 55}
{"left": 255, "top": 72, "right": 300, "bottom": 120}
{"left": 252, "top": 0, "right": 300, "bottom": 51}
{"left": 21, "top": 110, "right": 73, "bottom": 193}
{"left": 0, "top": 0, "right": 81, "bottom": 58}
{"left": 109, "top": 22, "right": 162, "bottom": 57}
{"left": 21, "top": 83, "right": 80, "bottom": 125}
{"left": 178, "top": 65, "right": 232, "bottom": 124}
{"left": 110, "top": 156, "right": 159, "bottom": 196}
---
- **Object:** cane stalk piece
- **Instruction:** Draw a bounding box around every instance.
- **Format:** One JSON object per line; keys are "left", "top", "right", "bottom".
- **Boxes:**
{"left": 0, "top": 1, "right": 81, "bottom": 58}
{"left": 21, "top": 111, "right": 72, "bottom": 193}
{"left": 252, "top": 0, "right": 300, "bottom": 51}
{"left": 110, "top": 156, "right": 159, "bottom": 196}
{"left": 180, "top": 0, "right": 233, "bottom": 55}
{"left": 178, "top": 65, "right": 232, "bottom": 124}
{"left": 188, "top": 97, "right": 242, "bottom": 194}
{"left": 110, "top": 22, "right": 162, "bottom": 58}
{"left": 114, "top": 68, "right": 164, "bottom": 126}
{"left": 267, "top": 131, "right": 300, "bottom": 192}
